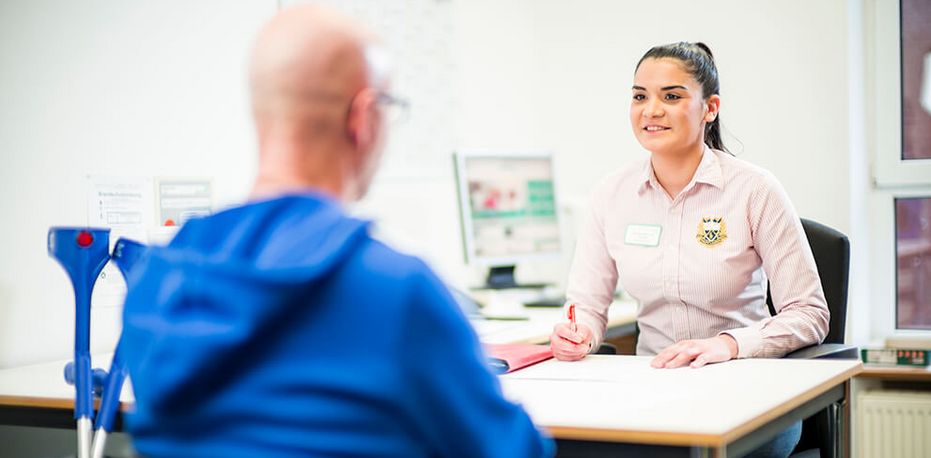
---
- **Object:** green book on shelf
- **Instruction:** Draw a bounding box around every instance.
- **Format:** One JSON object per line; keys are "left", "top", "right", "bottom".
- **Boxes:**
{"left": 861, "top": 348, "right": 929, "bottom": 366}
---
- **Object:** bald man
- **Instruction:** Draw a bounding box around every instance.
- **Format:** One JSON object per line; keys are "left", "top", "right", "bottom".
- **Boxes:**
{"left": 120, "top": 6, "right": 552, "bottom": 458}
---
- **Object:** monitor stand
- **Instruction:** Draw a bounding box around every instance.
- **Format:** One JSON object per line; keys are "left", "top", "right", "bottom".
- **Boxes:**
{"left": 484, "top": 265, "right": 548, "bottom": 290}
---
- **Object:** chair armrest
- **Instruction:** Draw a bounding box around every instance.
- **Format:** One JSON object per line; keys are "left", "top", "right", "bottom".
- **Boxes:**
{"left": 783, "top": 343, "right": 859, "bottom": 360}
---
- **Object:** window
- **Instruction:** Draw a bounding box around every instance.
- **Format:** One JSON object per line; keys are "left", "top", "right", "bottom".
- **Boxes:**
{"left": 895, "top": 197, "right": 931, "bottom": 329}
{"left": 901, "top": 0, "right": 931, "bottom": 161}
{"left": 893, "top": 1, "right": 931, "bottom": 330}
{"left": 873, "top": 1, "right": 931, "bottom": 335}
{"left": 874, "top": 0, "right": 931, "bottom": 186}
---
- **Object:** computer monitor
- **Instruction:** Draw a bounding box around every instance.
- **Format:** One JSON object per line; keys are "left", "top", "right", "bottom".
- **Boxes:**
{"left": 453, "top": 151, "right": 562, "bottom": 289}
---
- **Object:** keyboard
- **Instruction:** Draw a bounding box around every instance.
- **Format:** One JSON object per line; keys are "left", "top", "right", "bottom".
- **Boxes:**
{"left": 522, "top": 297, "right": 566, "bottom": 308}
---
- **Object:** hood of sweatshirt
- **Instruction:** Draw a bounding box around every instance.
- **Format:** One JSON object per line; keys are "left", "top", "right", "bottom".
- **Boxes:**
{"left": 122, "top": 193, "right": 370, "bottom": 415}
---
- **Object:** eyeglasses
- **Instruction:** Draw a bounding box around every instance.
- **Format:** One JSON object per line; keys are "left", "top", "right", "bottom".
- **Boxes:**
{"left": 376, "top": 92, "right": 410, "bottom": 124}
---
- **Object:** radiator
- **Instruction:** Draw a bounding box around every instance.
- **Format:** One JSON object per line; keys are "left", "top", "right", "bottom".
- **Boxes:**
{"left": 855, "top": 390, "right": 931, "bottom": 458}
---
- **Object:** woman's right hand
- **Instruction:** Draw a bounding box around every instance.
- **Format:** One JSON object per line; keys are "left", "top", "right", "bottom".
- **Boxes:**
{"left": 550, "top": 323, "right": 593, "bottom": 361}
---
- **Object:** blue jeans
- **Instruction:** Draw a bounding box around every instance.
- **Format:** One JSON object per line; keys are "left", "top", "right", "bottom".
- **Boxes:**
{"left": 744, "top": 420, "right": 802, "bottom": 458}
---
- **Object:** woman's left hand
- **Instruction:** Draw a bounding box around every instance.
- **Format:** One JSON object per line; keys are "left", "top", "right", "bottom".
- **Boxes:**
{"left": 651, "top": 335, "right": 738, "bottom": 369}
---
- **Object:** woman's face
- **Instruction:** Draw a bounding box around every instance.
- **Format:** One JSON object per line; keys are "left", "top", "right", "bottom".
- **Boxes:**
{"left": 629, "top": 58, "right": 718, "bottom": 157}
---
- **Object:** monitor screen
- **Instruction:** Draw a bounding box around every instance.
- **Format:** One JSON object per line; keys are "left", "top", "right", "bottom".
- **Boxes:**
{"left": 454, "top": 152, "right": 562, "bottom": 267}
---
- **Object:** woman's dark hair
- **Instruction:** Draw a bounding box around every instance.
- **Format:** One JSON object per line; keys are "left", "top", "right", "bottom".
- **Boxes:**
{"left": 636, "top": 42, "right": 728, "bottom": 153}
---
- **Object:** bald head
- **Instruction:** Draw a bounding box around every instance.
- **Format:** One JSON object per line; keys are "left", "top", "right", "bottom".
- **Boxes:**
{"left": 250, "top": 5, "right": 376, "bottom": 125}
{"left": 249, "top": 5, "right": 390, "bottom": 202}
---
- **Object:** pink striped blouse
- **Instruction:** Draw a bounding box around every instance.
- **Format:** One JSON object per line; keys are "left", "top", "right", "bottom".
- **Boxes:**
{"left": 567, "top": 148, "right": 830, "bottom": 358}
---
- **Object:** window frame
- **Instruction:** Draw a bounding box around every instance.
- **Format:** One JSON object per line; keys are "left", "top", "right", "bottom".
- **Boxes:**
{"left": 873, "top": 0, "right": 931, "bottom": 187}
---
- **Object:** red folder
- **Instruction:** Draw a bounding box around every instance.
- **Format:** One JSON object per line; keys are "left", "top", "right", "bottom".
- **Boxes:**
{"left": 484, "top": 343, "right": 553, "bottom": 374}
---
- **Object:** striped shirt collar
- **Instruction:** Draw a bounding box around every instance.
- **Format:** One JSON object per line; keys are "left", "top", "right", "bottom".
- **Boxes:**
{"left": 637, "top": 146, "right": 725, "bottom": 196}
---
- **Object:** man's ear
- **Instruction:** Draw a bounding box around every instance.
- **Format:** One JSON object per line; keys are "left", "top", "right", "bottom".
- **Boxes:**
{"left": 346, "top": 88, "right": 379, "bottom": 151}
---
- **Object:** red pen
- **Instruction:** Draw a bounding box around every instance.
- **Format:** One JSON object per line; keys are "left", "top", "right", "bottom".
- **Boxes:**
{"left": 568, "top": 303, "right": 577, "bottom": 333}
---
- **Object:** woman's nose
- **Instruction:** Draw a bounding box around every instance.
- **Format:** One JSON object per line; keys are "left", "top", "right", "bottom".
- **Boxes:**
{"left": 644, "top": 99, "right": 664, "bottom": 118}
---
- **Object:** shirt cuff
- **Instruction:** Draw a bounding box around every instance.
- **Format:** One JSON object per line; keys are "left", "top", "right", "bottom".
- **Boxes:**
{"left": 719, "top": 327, "right": 762, "bottom": 359}
{"left": 576, "top": 314, "right": 603, "bottom": 354}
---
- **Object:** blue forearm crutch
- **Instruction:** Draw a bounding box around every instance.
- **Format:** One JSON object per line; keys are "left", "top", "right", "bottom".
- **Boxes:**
{"left": 91, "top": 238, "right": 147, "bottom": 458}
{"left": 47, "top": 228, "right": 111, "bottom": 458}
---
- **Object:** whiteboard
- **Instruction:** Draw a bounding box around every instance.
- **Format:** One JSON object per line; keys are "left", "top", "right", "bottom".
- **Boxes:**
{"left": 284, "top": 0, "right": 459, "bottom": 181}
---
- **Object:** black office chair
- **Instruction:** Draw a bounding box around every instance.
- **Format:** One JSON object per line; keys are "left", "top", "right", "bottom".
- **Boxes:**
{"left": 766, "top": 218, "right": 855, "bottom": 458}
{"left": 594, "top": 343, "right": 618, "bottom": 355}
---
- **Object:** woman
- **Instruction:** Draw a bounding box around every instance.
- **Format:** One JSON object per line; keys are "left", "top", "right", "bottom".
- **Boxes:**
{"left": 549, "top": 42, "right": 829, "bottom": 457}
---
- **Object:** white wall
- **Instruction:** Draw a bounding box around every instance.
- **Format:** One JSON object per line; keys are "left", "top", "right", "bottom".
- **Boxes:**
{"left": 0, "top": 0, "right": 882, "bottom": 368}
{"left": 0, "top": 0, "right": 276, "bottom": 368}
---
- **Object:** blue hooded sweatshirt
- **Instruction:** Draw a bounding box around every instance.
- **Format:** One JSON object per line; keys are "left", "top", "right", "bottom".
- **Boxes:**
{"left": 121, "top": 194, "right": 553, "bottom": 458}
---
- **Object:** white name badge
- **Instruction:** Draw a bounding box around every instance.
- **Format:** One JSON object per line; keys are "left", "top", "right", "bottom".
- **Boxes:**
{"left": 624, "top": 224, "right": 662, "bottom": 247}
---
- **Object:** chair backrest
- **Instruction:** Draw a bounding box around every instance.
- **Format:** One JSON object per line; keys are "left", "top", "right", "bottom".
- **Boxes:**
{"left": 766, "top": 218, "right": 850, "bottom": 344}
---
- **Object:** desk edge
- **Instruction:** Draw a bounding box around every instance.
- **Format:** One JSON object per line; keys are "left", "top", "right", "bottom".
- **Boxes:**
{"left": 719, "top": 361, "right": 863, "bottom": 444}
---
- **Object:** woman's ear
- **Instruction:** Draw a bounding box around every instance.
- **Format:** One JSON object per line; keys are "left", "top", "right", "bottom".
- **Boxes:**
{"left": 705, "top": 94, "right": 721, "bottom": 123}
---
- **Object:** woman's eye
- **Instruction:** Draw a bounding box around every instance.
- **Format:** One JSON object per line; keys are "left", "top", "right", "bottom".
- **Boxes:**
{"left": 664, "top": 93, "right": 681, "bottom": 101}
{"left": 633, "top": 94, "right": 646, "bottom": 101}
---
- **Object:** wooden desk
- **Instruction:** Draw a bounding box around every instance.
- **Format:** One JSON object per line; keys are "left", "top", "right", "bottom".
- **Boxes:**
{"left": 472, "top": 299, "right": 638, "bottom": 345}
{"left": 0, "top": 301, "right": 636, "bottom": 431}
{"left": 0, "top": 327, "right": 860, "bottom": 458}
{"left": 500, "top": 356, "right": 862, "bottom": 457}
{"left": 0, "top": 356, "right": 133, "bottom": 429}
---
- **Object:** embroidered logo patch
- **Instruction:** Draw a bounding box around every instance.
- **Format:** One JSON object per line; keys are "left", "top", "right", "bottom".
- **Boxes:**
{"left": 696, "top": 217, "right": 727, "bottom": 247}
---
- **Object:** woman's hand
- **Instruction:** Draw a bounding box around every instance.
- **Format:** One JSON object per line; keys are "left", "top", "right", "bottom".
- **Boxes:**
{"left": 550, "top": 323, "right": 593, "bottom": 361}
{"left": 650, "top": 335, "right": 738, "bottom": 369}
